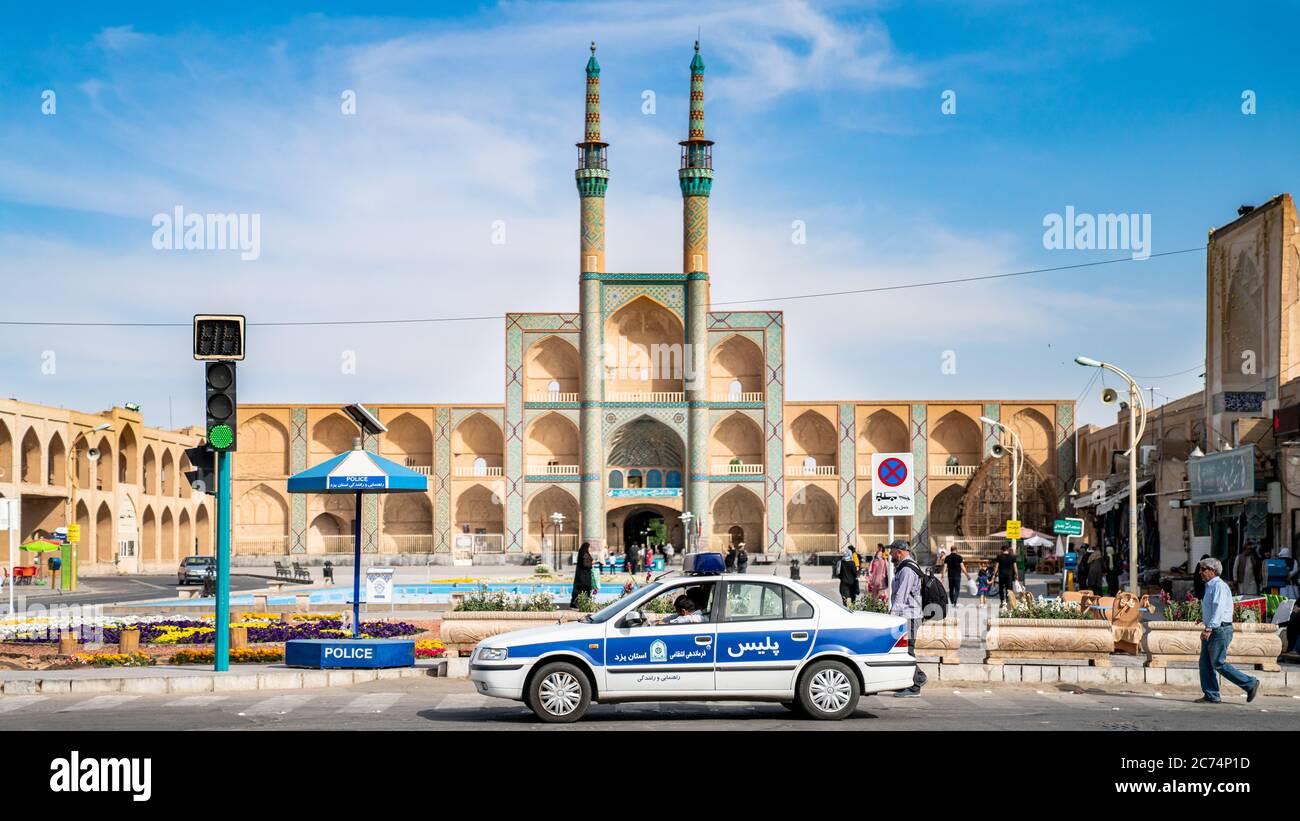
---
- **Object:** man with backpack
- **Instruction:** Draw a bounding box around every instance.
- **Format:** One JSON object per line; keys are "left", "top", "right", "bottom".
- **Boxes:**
{"left": 889, "top": 539, "right": 936, "bottom": 698}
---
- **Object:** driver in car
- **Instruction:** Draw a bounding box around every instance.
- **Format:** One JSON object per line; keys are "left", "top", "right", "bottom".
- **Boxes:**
{"left": 659, "top": 595, "right": 705, "bottom": 624}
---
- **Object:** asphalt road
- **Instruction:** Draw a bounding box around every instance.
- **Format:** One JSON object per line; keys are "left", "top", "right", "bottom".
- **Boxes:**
{"left": 6, "top": 574, "right": 267, "bottom": 608}
{"left": 3, "top": 677, "right": 1298, "bottom": 731}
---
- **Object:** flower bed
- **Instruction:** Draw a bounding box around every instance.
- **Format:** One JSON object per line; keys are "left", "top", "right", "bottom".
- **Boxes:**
{"left": 2, "top": 614, "right": 419, "bottom": 647}
{"left": 52, "top": 652, "right": 155, "bottom": 669}
{"left": 440, "top": 611, "right": 584, "bottom": 656}
{"left": 415, "top": 640, "right": 446, "bottom": 659}
{"left": 170, "top": 647, "right": 285, "bottom": 665}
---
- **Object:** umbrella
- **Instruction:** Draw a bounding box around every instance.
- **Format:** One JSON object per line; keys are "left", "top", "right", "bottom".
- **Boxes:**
{"left": 288, "top": 439, "right": 427, "bottom": 637}
{"left": 988, "top": 527, "right": 1047, "bottom": 540}
{"left": 20, "top": 539, "right": 62, "bottom": 552}
{"left": 1022, "top": 534, "right": 1054, "bottom": 549}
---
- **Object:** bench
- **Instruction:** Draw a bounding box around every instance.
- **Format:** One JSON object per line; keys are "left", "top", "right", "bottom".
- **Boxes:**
{"left": 274, "top": 561, "right": 291, "bottom": 579}
{"left": 291, "top": 562, "right": 311, "bottom": 582}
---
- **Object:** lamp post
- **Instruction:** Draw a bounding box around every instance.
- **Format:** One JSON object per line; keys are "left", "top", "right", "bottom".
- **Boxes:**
{"left": 1075, "top": 356, "right": 1147, "bottom": 595}
{"left": 980, "top": 416, "right": 1024, "bottom": 577}
{"left": 679, "top": 511, "right": 694, "bottom": 555}
{"left": 66, "top": 423, "right": 112, "bottom": 593}
{"left": 549, "top": 511, "right": 565, "bottom": 571}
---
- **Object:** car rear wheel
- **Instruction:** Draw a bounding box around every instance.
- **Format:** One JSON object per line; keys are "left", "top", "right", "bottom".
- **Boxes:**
{"left": 527, "top": 662, "right": 591, "bottom": 724}
{"left": 797, "top": 660, "right": 861, "bottom": 720}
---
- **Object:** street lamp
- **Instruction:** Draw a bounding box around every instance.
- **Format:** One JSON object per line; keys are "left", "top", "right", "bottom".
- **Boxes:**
{"left": 549, "top": 511, "right": 565, "bottom": 570}
{"left": 980, "top": 416, "right": 1024, "bottom": 577}
{"left": 679, "top": 511, "right": 695, "bottom": 554}
{"left": 1075, "top": 355, "right": 1148, "bottom": 595}
{"left": 65, "top": 423, "right": 112, "bottom": 593}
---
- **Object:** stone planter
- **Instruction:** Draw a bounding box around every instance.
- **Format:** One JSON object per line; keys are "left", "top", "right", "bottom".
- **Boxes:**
{"left": 440, "top": 610, "right": 586, "bottom": 656}
{"left": 1144, "top": 622, "right": 1283, "bottom": 671}
{"left": 985, "top": 618, "right": 1114, "bottom": 667}
{"left": 916, "top": 617, "right": 961, "bottom": 664}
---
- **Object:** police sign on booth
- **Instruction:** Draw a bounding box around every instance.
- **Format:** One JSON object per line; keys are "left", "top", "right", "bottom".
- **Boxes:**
{"left": 870, "top": 452, "right": 915, "bottom": 516}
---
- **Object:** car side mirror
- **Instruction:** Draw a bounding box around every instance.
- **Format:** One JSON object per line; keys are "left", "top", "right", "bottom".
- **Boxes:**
{"left": 621, "top": 610, "right": 646, "bottom": 628}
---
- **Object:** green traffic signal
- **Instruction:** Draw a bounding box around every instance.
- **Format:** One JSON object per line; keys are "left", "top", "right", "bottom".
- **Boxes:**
{"left": 208, "top": 424, "right": 234, "bottom": 450}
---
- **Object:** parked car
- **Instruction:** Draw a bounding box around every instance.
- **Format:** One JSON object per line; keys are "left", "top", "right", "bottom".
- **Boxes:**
{"left": 469, "top": 558, "right": 915, "bottom": 723}
{"left": 178, "top": 556, "right": 216, "bottom": 585}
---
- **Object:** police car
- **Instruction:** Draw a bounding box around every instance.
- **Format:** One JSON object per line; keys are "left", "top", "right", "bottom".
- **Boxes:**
{"left": 468, "top": 553, "right": 916, "bottom": 723}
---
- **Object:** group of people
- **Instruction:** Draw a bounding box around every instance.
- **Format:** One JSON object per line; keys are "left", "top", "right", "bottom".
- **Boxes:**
{"left": 833, "top": 544, "right": 893, "bottom": 606}
{"left": 1074, "top": 543, "right": 1122, "bottom": 595}
{"left": 724, "top": 544, "right": 749, "bottom": 573}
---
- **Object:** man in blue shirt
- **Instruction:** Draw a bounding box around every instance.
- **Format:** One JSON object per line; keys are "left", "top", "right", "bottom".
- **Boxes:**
{"left": 1196, "top": 558, "right": 1260, "bottom": 704}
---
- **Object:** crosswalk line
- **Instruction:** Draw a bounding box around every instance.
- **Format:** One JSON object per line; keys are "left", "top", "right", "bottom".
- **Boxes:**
{"left": 0, "top": 695, "right": 47, "bottom": 714}
{"left": 339, "top": 693, "right": 403, "bottom": 714}
{"left": 241, "top": 694, "right": 315, "bottom": 715}
{"left": 165, "top": 695, "right": 229, "bottom": 708}
{"left": 432, "top": 693, "right": 496, "bottom": 711}
{"left": 61, "top": 695, "right": 140, "bottom": 712}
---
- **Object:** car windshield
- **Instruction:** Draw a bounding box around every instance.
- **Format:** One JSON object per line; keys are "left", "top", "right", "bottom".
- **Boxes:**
{"left": 580, "top": 582, "right": 663, "bottom": 624}
{"left": 183, "top": 558, "right": 213, "bottom": 565}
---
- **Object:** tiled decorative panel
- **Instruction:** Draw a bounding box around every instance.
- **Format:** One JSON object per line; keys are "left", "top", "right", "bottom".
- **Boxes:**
{"left": 1056, "top": 402, "right": 1076, "bottom": 514}
{"left": 361, "top": 411, "right": 379, "bottom": 553}
{"left": 910, "top": 403, "right": 928, "bottom": 551}
{"left": 601, "top": 285, "right": 686, "bottom": 321}
{"left": 838, "top": 403, "right": 856, "bottom": 549}
{"left": 982, "top": 403, "right": 1001, "bottom": 458}
{"left": 290, "top": 407, "right": 307, "bottom": 554}
{"left": 434, "top": 408, "right": 451, "bottom": 553}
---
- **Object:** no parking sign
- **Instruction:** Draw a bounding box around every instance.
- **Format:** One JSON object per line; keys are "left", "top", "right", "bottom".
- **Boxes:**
{"left": 871, "top": 453, "right": 915, "bottom": 517}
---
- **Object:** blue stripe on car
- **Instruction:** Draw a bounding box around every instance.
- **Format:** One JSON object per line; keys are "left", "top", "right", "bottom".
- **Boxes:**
{"left": 505, "top": 638, "right": 606, "bottom": 667}
{"left": 810, "top": 626, "right": 899, "bottom": 656}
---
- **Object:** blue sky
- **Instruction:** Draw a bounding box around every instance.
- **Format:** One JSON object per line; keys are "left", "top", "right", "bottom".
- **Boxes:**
{"left": 1, "top": 0, "right": 1296, "bottom": 430}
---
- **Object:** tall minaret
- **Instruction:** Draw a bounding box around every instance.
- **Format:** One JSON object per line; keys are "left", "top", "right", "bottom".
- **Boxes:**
{"left": 577, "top": 42, "right": 609, "bottom": 551}
{"left": 681, "top": 41, "right": 714, "bottom": 536}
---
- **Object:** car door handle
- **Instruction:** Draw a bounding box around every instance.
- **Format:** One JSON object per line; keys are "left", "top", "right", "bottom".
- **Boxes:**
{"left": 695, "top": 636, "right": 713, "bottom": 645}
{"left": 790, "top": 632, "right": 809, "bottom": 641}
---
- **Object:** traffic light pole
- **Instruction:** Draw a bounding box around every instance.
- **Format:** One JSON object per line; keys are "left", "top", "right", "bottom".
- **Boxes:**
{"left": 215, "top": 448, "right": 232, "bottom": 672}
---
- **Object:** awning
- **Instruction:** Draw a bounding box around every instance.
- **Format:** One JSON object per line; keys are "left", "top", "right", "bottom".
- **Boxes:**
{"left": 288, "top": 445, "right": 427, "bottom": 494}
{"left": 1095, "top": 478, "right": 1152, "bottom": 515}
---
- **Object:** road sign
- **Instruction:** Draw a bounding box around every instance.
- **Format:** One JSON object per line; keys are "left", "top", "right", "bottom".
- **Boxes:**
{"left": 66, "top": 524, "right": 81, "bottom": 543}
{"left": 1005, "top": 520, "right": 1022, "bottom": 539}
{"left": 871, "top": 453, "right": 915, "bottom": 516}
{"left": 1053, "top": 518, "right": 1083, "bottom": 537}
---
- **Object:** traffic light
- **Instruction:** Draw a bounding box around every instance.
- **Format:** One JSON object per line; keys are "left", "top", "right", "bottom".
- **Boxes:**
{"left": 205, "top": 361, "right": 237, "bottom": 451}
{"left": 184, "top": 446, "right": 216, "bottom": 495}
{"left": 193, "top": 315, "right": 245, "bottom": 361}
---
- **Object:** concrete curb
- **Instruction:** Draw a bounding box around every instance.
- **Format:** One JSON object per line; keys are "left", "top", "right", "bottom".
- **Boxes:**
{"left": 0, "top": 662, "right": 447, "bottom": 696}
{"left": 433, "top": 658, "right": 1300, "bottom": 695}
{"left": 914, "top": 661, "right": 1300, "bottom": 694}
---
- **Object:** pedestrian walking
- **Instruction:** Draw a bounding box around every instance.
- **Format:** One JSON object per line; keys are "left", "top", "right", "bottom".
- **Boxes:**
{"left": 624, "top": 542, "right": 638, "bottom": 575}
{"left": 664, "top": 542, "right": 675, "bottom": 565}
{"left": 736, "top": 543, "right": 749, "bottom": 574}
{"left": 888, "top": 540, "right": 927, "bottom": 697}
{"left": 323, "top": 560, "right": 335, "bottom": 585}
{"left": 995, "top": 544, "right": 1018, "bottom": 607}
{"left": 725, "top": 545, "right": 737, "bottom": 571}
{"left": 1077, "top": 544, "right": 1092, "bottom": 593}
{"left": 837, "top": 546, "right": 860, "bottom": 606}
{"left": 1195, "top": 558, "right": 1260, "bottom": 704}
{"left": 1235, "top": 543, "right": 1261, "bottom": 595}
{"left": 976, "top": 566, "right": 991, "bottom": 605}
{"left": 867, "top": 545, "right": 889, "bottom": 602}
{"left": 1086, "top": 546, "right": 1104, "bottom": 595}
{"left": 570, "top": 542, "right": 594, "bottom": 608}
{"left": 942, "top": 549, "right": 967, "bottom": 606}
{"left": 1105, "top": 545, "right": 1121, "bottom": 596}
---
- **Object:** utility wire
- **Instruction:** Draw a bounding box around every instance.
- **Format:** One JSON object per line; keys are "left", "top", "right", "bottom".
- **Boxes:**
{"left": 0, "top": 246, "right": 1206, "bottom": 329}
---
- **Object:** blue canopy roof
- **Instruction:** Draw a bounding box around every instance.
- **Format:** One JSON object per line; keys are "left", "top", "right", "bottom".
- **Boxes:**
{"left": 288, "top": 446, "right": 428, "bottom": 494}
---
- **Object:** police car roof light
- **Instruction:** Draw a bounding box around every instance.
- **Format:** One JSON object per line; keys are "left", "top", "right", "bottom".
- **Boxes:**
{"left": 683, "top": 551, "right": 726, "bottom": 575}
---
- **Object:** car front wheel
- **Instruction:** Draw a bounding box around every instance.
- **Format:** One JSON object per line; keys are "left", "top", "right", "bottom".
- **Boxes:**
{"left": 797, "top": 660, "right": 861, "bottom": 720}
{"left": 527, "top": 662, "right": 591, "bottom": 724}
